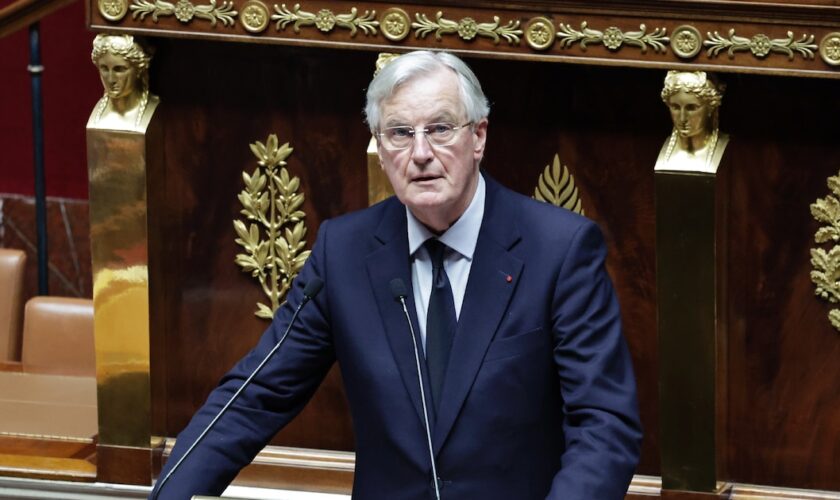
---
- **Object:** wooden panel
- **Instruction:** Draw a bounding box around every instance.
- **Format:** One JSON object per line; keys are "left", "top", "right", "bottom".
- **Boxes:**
{"left": 722, "top": 73, "right": 840, "bottom": 490}
{"left": 149, "top": 41, "right": 370, "bottom": 453}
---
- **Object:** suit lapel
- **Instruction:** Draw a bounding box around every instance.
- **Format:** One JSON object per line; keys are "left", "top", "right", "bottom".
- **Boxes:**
{"left": 365, "top": 200, "right": 430, "bottom": 425}
{"left": 433, "top": 178, "right": 523, "bottom": 453}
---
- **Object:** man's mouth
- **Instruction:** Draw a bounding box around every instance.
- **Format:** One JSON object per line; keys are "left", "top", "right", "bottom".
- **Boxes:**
{"left": 413, "top": 175, "right": 441, "bottom": 183}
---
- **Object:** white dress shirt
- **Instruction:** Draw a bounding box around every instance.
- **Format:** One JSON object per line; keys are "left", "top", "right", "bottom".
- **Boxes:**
{"left": 406, "top": 175, "right": 486, "bottom": 353}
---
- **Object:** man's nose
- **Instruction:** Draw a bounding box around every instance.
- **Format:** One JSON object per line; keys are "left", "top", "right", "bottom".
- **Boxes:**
{"left": 411, "top": 132, "right": 434, "bottom": 164}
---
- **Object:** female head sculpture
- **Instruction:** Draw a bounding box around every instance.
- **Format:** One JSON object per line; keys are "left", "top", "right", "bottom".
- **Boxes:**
{"left": 90, "top": 35, "right": 155, "bottom": 130}
{"left": 658, "top": 71, "right": 728, "bottom": 173}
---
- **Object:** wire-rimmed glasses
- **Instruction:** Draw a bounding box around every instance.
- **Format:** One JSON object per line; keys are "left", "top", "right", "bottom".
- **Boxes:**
{"left": 376, "top": 122, "right": 473, "bottom": 151}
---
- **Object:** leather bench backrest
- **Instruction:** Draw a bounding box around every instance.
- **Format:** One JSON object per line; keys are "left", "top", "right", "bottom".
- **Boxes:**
{"left": 21, "top": 297, "right": 95, "bottom": 376}
{"left": 0, "top": 248, "right": 27, "bottom": 361}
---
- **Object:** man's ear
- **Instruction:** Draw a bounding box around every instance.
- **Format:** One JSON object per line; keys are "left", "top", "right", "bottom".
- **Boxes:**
{"left": 473, "top": 118, "right": 488, "bottom": 162}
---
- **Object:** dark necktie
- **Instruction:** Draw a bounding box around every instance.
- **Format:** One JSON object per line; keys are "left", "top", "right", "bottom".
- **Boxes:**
{"left": 424, "top": 238, "right": 457, "bottom": 413}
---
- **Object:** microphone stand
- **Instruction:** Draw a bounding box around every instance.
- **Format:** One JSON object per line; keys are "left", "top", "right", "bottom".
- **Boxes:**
{"left": 390, "top": 278, "right": 441, "bottom": 500}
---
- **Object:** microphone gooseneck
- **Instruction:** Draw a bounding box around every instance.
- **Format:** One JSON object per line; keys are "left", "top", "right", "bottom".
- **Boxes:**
{"left": 389, "top": 278, "right": 441, "bottom": 500}
{"left": 151, "top": 278, "right": 325, "bottom": 500}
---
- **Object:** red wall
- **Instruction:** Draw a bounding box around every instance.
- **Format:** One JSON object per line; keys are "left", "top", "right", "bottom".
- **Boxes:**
{"left": 0, "top": 0, "right": 100, "bottom": 199}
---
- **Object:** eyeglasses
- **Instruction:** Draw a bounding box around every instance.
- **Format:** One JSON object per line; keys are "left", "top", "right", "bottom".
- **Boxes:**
{"left": 377, "top": 122, "right": 473, "bottom": 151}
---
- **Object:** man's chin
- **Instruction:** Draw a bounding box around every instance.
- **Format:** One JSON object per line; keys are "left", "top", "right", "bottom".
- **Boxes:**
{"left": 403, "top": 193, "right": 451, "bottom": 215}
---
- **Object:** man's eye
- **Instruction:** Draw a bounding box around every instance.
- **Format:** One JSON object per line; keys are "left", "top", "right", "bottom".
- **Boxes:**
{"left": 390, "top": 127, "right": 413, "bottom": 138}
{"left": 429, "top": 123, "right": 454, "bottom": 135}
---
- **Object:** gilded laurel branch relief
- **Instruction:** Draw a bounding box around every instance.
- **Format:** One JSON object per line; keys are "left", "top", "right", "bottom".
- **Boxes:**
{"left": 533, "top": 154, "right": 584, "bottom": 216}
{"left": 272, "top": 3, "right": 378, "bottom": 35}
{"left": 234, "top": 134, "right": 310, "bottom": 319}
{"left": 810, "top": 172, "right": 840, "bottom": 332}
{"left": 130, "top": 0, "right": 237, "bottom": 25}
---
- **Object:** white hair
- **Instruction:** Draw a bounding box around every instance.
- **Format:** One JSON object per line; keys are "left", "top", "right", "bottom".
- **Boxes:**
{"left": 364, "top": 51, "right": 490, "bottom": 131}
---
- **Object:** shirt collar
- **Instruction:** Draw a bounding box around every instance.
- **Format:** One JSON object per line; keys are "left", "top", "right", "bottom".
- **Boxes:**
{"left": 406, "top": 174, "right": 485, "bottom": 259}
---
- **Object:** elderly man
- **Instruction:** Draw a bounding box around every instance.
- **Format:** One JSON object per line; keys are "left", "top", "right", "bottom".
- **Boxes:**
{"left": 152, "top": 51, "right": 641, "bottom": 500}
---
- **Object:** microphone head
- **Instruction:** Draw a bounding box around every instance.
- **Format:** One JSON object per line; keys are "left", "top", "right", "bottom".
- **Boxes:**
{"left": 389, "top": 278, "right": 408, "bottom": 300}
{"left": 303, "top": 278, "right": 324, "bottom": 298}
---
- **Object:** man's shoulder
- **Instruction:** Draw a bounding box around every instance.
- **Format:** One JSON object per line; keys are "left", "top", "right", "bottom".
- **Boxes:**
{"left": 488, "top": 176, "right": 593, "bottom": 235}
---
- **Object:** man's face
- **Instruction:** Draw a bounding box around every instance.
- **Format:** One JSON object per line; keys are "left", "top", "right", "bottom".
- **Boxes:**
{"left": 97, "top": 52, "right": 137, "bottom": 100}
{"left": 667, "top": 90, "right": 711, "bottom": 140}
{"left": 377, "top": 68, "right": 487, "bottom": 231}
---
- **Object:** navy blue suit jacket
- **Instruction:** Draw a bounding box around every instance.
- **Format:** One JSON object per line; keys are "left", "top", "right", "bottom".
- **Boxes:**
{"left": 153, "top": 176, "right": 642, "bottom": 499}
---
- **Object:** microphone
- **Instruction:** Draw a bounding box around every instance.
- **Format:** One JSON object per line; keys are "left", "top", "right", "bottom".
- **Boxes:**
{"left": 388, "top": 278, "right": 441, "bottom": 500}
{"left": 151, "top": 278, "right": 324, "bottom": 500}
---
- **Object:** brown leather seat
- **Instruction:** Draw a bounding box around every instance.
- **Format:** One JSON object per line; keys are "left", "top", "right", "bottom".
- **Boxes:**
{"left": 0, "top": 248, "right": 27, "bottom": 362}
{"left": 21, "top": 297, "right": 95, "bottom": 376}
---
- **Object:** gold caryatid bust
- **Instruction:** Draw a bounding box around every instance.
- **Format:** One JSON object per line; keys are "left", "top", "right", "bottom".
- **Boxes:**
{"left": 655, "top": 71, "right": 729, "bottom": 174}
{"left": 88, "top": 34, "right": 159, "bottom": 132}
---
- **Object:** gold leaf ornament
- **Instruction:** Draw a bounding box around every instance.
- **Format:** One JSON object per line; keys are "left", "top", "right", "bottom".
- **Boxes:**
{"left": 130, "top": 0, "right": 237, "bottom": 26}
{"left": 234, "top": 134, "right": 311, "bottom": 319}
{"left": 272, "top": 3, "right": 378, "bottom": 36}
{"left": 412, "top": 11, "right": 522, "bottom": 45}
{"left": 704, "top": 29, "right": 817, "bottom": 60}
{"left": 533, "top": 154, "right": 584, "bottom": 215}
{"left": 810, "top": 169, "right": 840, "bottom": 332}
{"left": 556, "top": 22, "right": 668, "bottom": 53}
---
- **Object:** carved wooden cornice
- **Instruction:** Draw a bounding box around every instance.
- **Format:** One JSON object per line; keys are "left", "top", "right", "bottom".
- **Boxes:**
{"left": 88, "top": 1, "right": 840, "bottom": 78}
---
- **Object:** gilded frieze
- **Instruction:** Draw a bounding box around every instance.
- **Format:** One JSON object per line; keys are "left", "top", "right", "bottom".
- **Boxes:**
{"left": 412, "top": 12, "right": 522, "bottom": 45}
{"left": 557, "top": 22, "right": 668, "bottom": 53}
{"left": 234, "top": 134, "right": 310, "bottom": 319}
{"left": 130, "top": 0, "right": 237, "bottom": 26}
{"left": 704, "top": 29, "right": 816, "bottom": 60}
{"left": 533, "top": 154, "right": 584, "bottom": 215}
{"left": 819, "top": 32, "right": 840, "bottom": 66}
{"left": 272, "top": 4, "right": 378, "bottom": 36}
{"left": 94, "top": 1, "right": 840, "bottom": 76}
{"left": 810, "top": 171, "right": 840, "bottom": 333}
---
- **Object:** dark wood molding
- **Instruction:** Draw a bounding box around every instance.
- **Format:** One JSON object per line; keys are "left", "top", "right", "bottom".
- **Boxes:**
{"left": 0, "top": 0, "right": 77, "bottom": 38}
